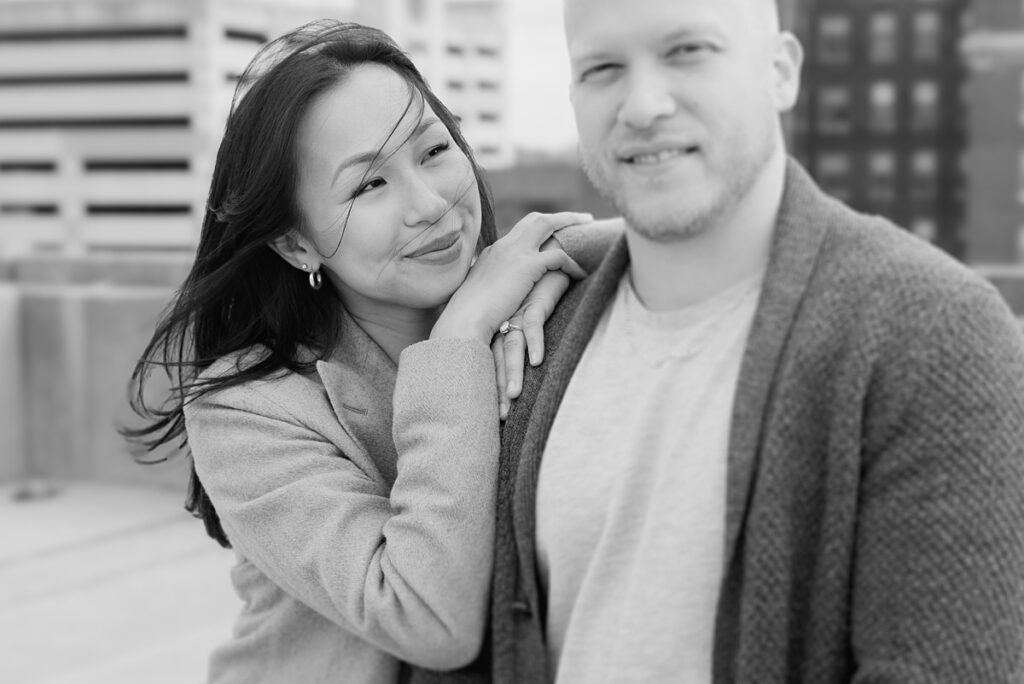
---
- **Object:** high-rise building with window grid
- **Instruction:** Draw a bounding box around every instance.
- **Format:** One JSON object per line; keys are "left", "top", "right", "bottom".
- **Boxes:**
{"left": 783, "top": 0, "right": 969, "bottom": 259}
{"left": 0, "top": 0, "right": 510, "bottom": 256}
{"left": 962, "top": 0, "right": 1024, "bottom": 264}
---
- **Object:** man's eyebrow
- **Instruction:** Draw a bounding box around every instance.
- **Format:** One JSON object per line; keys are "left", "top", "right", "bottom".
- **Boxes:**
{"left": 571, "top": 24, "right": 727, "bottom": 65}
{"left": 330, "top": 117, "right": 443, "bottom": 189}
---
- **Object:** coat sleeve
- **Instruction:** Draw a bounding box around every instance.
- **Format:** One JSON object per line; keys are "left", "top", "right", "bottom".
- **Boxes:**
{"left": 184, "top": 338, "right": 500, "bottom": 670}
{"left": 551, "top": 218, "right": 624, "bottom": 273}
{"left": 851, "top": 282, "right": 1024, "bottom": 682}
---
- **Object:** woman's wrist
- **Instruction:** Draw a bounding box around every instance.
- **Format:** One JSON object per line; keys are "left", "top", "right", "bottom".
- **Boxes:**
{"left": 429, "top": 315, "right": 490, "bottom": 347}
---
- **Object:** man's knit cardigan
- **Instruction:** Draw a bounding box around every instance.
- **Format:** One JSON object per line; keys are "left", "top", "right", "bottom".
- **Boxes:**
{"left": 412, "top": 161, "right": 1024, "bottom": 683}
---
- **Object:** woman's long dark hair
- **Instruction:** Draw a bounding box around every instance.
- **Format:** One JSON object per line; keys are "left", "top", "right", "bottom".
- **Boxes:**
{"left": 122, "top": 20, "right": 497, "bottom": 548}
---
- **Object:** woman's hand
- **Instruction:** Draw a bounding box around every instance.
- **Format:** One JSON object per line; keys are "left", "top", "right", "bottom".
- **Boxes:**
{"left": 430, "top": 211, "right": 592, "bottom": 347}
{"left": 491, "top": 270, "right": 571, "bottom": 419}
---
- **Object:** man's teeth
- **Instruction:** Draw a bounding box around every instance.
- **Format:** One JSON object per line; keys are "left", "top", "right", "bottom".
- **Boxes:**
{"left": 630, "top": 148, "right": 687, "bottom": 165}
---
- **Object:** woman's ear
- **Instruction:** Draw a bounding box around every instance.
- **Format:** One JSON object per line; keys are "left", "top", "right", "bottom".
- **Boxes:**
{"left": 268, "top": 230, "right": 321, "bottom": 272}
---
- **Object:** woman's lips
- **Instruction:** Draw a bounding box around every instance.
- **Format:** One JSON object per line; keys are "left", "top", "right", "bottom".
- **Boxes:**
{"left": 406, "top": 231, "right": 461, "bottom": 258}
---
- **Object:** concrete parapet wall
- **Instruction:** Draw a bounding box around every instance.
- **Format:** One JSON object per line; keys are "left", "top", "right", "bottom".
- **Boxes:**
{"left": 3, "top": 255, "right": 1024, "bottom": 491}
{"left": 0, "top": 285, "right": 25, "bottom": 481}
{"left": 973, "top": 265, "right": 1024, "bottom": 315}
{"left": 5, "top": 256, "right": 193, "bottom": 490}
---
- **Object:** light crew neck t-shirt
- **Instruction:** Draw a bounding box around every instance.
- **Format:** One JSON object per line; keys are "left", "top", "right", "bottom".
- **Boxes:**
{"left": 536, "top": 269, "right": 762, "bottom": 683}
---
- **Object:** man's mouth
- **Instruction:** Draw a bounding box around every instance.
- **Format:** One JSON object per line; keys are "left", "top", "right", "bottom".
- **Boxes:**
{"left": 621, "top": 145, "right": 699, "bottom": 165}
{"left": 406, "top": 231, "right": 460, "bottom": 258}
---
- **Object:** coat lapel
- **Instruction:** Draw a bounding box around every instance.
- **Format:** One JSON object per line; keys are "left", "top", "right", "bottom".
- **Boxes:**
{"left": 315, "top": 311, "right": 400, "bottom": 486}
{"left": 720, "top": 160, "right": 834, "bottom": 573}
{"left": 511, "top": 235, "right": 632, "bottom": 608}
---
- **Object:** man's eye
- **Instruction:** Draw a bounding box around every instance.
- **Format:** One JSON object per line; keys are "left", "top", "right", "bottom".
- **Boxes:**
{"left": 353, "top": 178, "right": 385, "bottom": 198}
{"left": 668, "top": 43, "right": 710, "bottom": 59}
{"left": 580, "top": 63, "right": 620, "bottom": 83}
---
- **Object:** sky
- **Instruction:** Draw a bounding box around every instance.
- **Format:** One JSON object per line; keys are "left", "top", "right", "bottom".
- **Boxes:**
{"left": 506, "top": 0, "right": 578, "bottom": 153}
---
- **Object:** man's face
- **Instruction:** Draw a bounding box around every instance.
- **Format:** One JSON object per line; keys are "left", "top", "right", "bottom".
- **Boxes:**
{"left": 565, "top": 0, "right": 800, "bottom": 242}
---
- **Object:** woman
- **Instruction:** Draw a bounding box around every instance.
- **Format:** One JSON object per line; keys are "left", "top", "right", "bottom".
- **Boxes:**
{"left": 125, "top": 19, "right": 613, "bottom": 684}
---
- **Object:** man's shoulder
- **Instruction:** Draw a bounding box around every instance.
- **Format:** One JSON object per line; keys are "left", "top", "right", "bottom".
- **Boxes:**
{"left": 813, "top": 202, "right": 999, "bottom": 317}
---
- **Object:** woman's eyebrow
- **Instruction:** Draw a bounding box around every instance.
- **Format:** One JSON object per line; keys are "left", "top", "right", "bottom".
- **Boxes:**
{"left": 330, "top": 117, "right": 444, "bottom": 189}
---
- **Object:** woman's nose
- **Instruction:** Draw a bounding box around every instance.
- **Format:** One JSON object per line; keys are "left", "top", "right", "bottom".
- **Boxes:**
{"left": 403, "top": 173, "right": 449, "bottom": 227}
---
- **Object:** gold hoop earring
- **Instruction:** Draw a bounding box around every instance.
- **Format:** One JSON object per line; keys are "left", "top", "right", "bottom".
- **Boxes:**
{"left": 308, "top": 270, "right": 322, "bottom": 291}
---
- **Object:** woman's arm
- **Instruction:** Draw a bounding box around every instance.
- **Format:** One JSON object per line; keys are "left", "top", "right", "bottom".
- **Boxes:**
{"left": 184, "top": 339, "right": 499, "bottom": 669}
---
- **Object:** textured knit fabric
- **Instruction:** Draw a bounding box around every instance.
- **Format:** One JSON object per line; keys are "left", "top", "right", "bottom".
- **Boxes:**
{"left": 536, "top": 272, "right": 761, "bottom": 683}
{"left": 184, "top": 312, "right": 500, "bottom": 684}
{"left": 463, "top": 159, "right": 1024, "bottom": 684}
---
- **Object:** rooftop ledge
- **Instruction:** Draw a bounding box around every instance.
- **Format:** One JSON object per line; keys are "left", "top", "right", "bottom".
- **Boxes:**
{"left": 962, "top": 30, "right": 1024, "bottom": 68}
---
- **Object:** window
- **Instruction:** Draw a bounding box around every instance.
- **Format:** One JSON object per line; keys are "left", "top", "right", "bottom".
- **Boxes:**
{"left": 913, "top": 11, "right": 942, "bottom": 61}
{"left": 869, "top": 81, "right": 898, "bottom": 132}
{"left": 818, "top": 86, "right": 852, "bottom": 135}
{"left": 816, "top": 152, "right": 851, "bottom": 201}
{"left": 912, "top": 81, "right": 940, "bottom": 131}
{"left": 910, "top": 150, "right": 938, "bottom": 201}
{"left": 869, "top": 12, "right": 899, "bottom": 63}
{"left": 911, "top": 218, "right": 937, "bottom": 242}
{"left": 818, "top": 15, "right": 852, "bottom": 64}
{"left": 868, "top": 151, "right": 896, "bottom": 203}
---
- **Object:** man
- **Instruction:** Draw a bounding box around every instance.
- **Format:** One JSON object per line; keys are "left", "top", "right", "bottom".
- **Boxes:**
{"left": 485, "top": 0, "right": 1024, "bottom": 682}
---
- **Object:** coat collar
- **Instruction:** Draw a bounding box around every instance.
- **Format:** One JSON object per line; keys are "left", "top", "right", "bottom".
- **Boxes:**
{"left": 315, "top": 309, "right": 400, "bottom": 485}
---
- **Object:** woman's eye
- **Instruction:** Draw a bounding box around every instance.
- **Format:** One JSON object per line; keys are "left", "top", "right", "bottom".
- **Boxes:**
{"left": 424, "top": 142, "right": 450, "bottom": 161}
{"left": 353, "top": 177, "right": 385, "bottom": 198}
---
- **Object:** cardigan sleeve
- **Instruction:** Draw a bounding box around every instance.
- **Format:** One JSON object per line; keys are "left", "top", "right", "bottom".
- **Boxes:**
{"left": 184, "top": 338, "right": 499, "bottom": 670}
{"left": 851, "top": 281, "right": 1024, "bottom": 682}
{"left": 551, "top": 217, "right": 623, "bottom": 273}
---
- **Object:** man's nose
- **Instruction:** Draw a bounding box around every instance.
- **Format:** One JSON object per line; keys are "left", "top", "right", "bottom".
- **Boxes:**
{"left": 617, "top": 68, "right": 677, "bottom": 130}
{"left": 403, "top": 173, "right": 449, "bottom": 227}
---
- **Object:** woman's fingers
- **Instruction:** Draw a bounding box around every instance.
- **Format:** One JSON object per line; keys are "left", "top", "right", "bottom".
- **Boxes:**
{"left": 541, "top": 249, "right": 587, "bottom": 281}
{"left": 502, "top": 322, "right": 526, "bottom": 400}
{"left": 491, "top": 335, "right": 510, "bottom": 420}
{"left": 520, "top": 272, "right": 570, "bottom": 365}
{"left": 507, "top": 211, "right": 594, "bottom": 247}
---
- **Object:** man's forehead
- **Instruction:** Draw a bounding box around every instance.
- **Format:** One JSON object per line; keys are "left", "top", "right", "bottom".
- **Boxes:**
{"left": 563, "top": 0, "right": 776, "bottom": 30}
{"left": 563, "top": 0, "right": 777, "bottom": 52}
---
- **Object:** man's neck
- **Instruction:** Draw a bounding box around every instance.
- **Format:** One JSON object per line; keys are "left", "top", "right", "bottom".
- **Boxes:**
{"left": 626, "top": 152, "right": 786, "bottom": 311}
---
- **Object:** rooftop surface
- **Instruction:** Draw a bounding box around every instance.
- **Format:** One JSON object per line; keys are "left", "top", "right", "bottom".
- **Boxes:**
{"left": 0, "top": 482, "right": 237, "bottom": 684}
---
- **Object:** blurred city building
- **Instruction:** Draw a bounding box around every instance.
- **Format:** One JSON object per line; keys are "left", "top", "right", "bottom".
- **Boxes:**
{"left": 783, "top": 0, "right": 970, "bottom": 260}
{"left": 962, "top": 0, "right": 1024, "bottom": 264}
{"left": 487, "top": 151, "right": 616, "bottom": 234}
{"left": 0, "top": 0, "right": 511, "bottom": 256}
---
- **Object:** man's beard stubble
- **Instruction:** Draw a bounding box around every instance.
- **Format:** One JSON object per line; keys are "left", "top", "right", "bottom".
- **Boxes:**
{"left": 578, "top": 128, "right": 777, "bottom": 244}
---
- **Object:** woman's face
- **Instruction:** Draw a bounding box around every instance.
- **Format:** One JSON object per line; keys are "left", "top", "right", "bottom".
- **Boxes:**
{"left": 293, "top": 63, "right": 482, "bottom": 315}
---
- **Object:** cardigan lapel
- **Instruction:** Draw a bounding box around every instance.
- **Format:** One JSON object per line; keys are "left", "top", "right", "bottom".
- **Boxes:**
{"left": 315, "top": 310, "right": 400, "bottom": 486}
{"left": 511, "top": 235, "right": 632, "bottom": 607}
{"left": 720, "top": 160, "right": 834, "bottom": 572}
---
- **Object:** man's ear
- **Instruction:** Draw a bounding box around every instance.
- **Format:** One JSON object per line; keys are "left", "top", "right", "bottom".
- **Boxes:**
{"left": 772, "top": 31, "right": 804, "bottom": 113}
{"left": 268, "top": 229, "right": 321, "bottom": 272}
